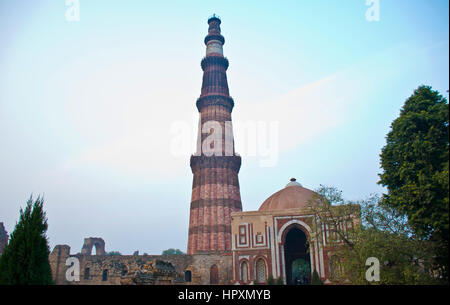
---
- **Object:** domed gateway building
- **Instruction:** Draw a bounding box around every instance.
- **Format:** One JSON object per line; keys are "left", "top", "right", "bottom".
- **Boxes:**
{"left": 230, "top": 178, "right": 360, "bottom": 285}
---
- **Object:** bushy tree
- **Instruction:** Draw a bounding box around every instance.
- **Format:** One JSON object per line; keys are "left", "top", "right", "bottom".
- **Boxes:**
{"left": 262, "top": 275, "right": 284, "bottom": 285}
{"left": 0, "top": 196, "right": 53, "bottom": 285}
{"left": 379, "top": 85, "right": 449, "bottom": 279}
{"left": 309, "top": 186, "right": 439, "bottom": 284}
{"left": 161, "top": 248, "right": 185, "bottom": 255}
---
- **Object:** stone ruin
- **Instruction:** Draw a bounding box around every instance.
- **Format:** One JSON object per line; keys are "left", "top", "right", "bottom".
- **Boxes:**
{"left": 49, "top": 237, "right": 233, "bottom": 285}
{"left": 120, "top": 259, "right": 177, "bottom": 285}
{"left": 0, "top": 223, "right": 8, "bottom": 255}
{"left": 81, "top": 237, "right": 106, "bottom": 255}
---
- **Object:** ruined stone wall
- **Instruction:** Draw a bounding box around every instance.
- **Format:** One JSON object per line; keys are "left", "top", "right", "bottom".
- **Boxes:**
{"left": 81, "top": 237, "right": 106, "bottom": 255}
{"left": 49, "top": 245, "right": 233, "bottom": 285}
{"left": 187, "top": 252, "right": 233, "bottom": 285}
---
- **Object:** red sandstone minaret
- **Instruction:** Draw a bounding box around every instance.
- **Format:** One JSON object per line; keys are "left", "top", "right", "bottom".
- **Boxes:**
{"left": 187, "top": 16, "right": 242, "bottom": 255}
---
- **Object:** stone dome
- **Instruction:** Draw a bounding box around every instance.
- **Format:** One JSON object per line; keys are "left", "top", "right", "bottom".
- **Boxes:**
{"left": 258, "top": 178, "right": 317, "bottom": 211}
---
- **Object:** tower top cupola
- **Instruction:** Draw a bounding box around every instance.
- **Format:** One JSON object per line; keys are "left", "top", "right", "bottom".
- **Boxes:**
{"left": 205, "top": 14, "right": 225, "bottom": 56}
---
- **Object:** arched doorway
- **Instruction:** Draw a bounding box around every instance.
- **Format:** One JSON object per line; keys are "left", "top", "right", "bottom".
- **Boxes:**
{"left": 292, "top": 258, "right": 311, "bottom": 285}
{"left": 185, "top": 270, "right": 192, "bottom": 282}
{"left": 283, "top": 226, "right": 311, "bottom": 285}
{"left": 210, "top": 265, "right": 219, "bottom": 284}
{"left": 255, "top": 259, "right": 267, "bottom": 283}
{"left": 240, "top": 261, "right": 249, "bottom": 283}
{"left": 81, "top": 238, "right": 106, "bottom": 255}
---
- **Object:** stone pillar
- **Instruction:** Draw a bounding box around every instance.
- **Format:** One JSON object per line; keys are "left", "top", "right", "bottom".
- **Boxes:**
{"left": 49, "top": 245, "right": 71, "bottom": 284}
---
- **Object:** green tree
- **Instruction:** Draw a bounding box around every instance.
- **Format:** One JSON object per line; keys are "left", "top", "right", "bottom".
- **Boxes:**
{"left": 161, "top": 248, "right": 184, "bottom": 255}
{"left": 378, "top": 85, "right": 449, "bottom": 279}
{"left": 267, "top": 275, "right": 275, "bottom": 285}
{"left": 0, "top": 196, "right": 53, "bottom": 285}
{"left": 308, "top": 186, "right": 439, "bottom": 284}
{"left": 106, "top": 251, "right": 122, "bottom": 256}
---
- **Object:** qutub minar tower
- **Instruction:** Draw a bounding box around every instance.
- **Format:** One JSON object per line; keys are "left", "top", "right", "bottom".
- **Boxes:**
{"left": 187, "top": 15, "right": 243, "bottom": 254}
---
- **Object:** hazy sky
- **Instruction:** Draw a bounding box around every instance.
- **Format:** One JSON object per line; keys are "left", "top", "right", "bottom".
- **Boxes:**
{"left": 0, "top": 0, "right": 448, "bottom": 255}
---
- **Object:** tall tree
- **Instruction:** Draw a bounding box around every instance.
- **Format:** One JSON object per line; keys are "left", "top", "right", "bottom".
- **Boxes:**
{"left": 0, "top": 196, "right": 53, "bottom": 284}
{"left": 378, "top": 85, "right": 449, "bottom": 279}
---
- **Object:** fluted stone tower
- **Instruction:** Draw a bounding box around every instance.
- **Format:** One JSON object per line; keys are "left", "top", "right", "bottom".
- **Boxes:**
{"left": 187, "top": 16, "right": 242, "bottom": 255}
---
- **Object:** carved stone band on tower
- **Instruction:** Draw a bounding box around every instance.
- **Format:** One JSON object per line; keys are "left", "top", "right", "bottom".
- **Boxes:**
{"left": 187, "top": 16, "right": 243, "bottom": 255}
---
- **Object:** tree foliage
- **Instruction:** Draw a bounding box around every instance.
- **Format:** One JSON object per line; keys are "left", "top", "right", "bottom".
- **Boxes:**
{"left": 309, "top": 186, "right": 440, "bottom": 284}
{"left": 378, "top": 85, "right": 449, "bottom": 279}
{"left": 0, "top": 196, "right": 53, "bottom": 285}
{"left": 161, "top": 248, "right": 185, "bottom": 255}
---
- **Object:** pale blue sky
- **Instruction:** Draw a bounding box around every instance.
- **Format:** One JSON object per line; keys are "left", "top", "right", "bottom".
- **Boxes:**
{"left": 0, "top": 0, "right": 448, "bottom": 254}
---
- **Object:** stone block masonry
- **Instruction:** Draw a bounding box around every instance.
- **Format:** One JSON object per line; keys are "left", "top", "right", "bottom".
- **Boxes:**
{"left": 49, "top": 243, "right": 232, "bottom": 285}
